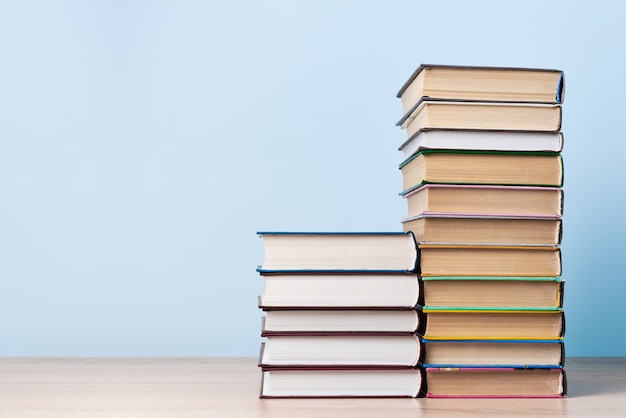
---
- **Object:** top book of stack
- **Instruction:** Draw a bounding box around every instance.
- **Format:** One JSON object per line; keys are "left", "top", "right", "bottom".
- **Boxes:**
{"left": 257, "top": 232, "right": 418, "bottom": 272}
{"left": 397, "top": 64, "right": 564, "bottom": 112}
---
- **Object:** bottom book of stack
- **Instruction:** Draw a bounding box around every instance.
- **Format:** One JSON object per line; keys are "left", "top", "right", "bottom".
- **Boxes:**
{"left": 260, "top": 367, "right": 423, "bottom": 398}
{"left": 423, "top": 367, "right": 566, "bottom": 398}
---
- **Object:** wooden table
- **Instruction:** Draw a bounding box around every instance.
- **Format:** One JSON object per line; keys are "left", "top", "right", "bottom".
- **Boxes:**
{"left": 0, "top": 357, "right": 624, "bottom": 417}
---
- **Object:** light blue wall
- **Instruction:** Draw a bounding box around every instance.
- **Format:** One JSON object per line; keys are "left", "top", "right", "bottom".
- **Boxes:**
{"left": 1, "top": 0, "right": 623, "bottom": 356}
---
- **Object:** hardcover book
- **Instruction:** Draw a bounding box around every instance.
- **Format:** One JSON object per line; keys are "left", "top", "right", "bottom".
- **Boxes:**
{"left": 397, "top": 100, "right": 562, "bottom": 139}
{"left": 418, "top": 244, "right": 562, "bottom": 277}
{"left": 421, "top": 276, "right": 563, "bottom": 309}
{"left": 398, "top": 129, "right": 564, "bottom": 159}
{"left": 402, "top": 213, "right": 562, "bottom": 246}
{"left": 402, "top": 184, "right": 564, "bottom": 218}
{"left": 260, "top": 309, "right": 420, "bottom": 334}
{"left": 424, "top": 367, "right": 566, "bottom": 398}
{"left": 419, "top": 308, "right": 565, "bottom": 340}
{"left": 258, "top": 272, "right": 420, "bottom": 309}
{"left": 399, "top": 150, "right": 563, "bottom": 191}
{"left": 421, "top": 339, "right": 565, "bottom": 368}
{"left": 258, "top": 334, "right": 422, "bottom": 368}
{"left": 257, "top": 232, "right": 417, "bottom": 272}
{"left": 396, "top": 64, "right": 564, "bottom": 115}
{"left": 260, "top": 367, "right": 424, "bottom": 398}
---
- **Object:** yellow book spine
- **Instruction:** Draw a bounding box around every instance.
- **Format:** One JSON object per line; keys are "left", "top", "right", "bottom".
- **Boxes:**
{"left": 423, "top": 335, "right": 565, "bottom": 341}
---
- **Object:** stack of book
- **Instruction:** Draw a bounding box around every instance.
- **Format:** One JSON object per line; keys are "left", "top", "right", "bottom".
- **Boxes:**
{"left": 395, "top": 64, "right": 567, "bottom": 398}
{"left": 256, "top": 231, "right": 424, "bottom": 398}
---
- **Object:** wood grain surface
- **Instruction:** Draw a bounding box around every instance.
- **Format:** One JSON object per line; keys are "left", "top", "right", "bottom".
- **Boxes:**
{"left": 0, "top": 357, "right": 623, "bottom": 417}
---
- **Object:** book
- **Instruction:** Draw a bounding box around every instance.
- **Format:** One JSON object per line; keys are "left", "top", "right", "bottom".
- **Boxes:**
{"left": 261, "top": 309, "right": 420, "bottom": 334}
{"left": 399, "top": 150, "right": 563, "bottom": 191}
{"left": 397, "top": 100, "right": 562, "bottom": 139}
{"left": 260, "top": 367, "right": 424, "bottom": 398}
{"left": 257, "top": 232, "right": 417, "bottom": 272}
{"left": 396, "top": 64, "right": 564, "bottom": 115}
{"left": 402, "top": 214, "right": 562, "bottom": 246}
{"left": 399, "top": 129, "right": 564, "bottom": 159}
{"left": 418, "top": 244, "right": 561, "bottom": 277}
{"left": 258, "top": 334, "right": 422, "bottom": 367}
{"left": 421, "top": 339, "right": 564, "bottom": 368}
{"left": 402, "top": 184, "right": 563, "bottom": 218}
{"left": 424, "top": 367, "right": 566, "bottom": 398}
{"left": 421, "top": 277, "right": 563, "bottom": 309}
{"left": 419, "top": 309, "right": 565, "bottom": 340}
{"left": 258, "top": 272, "right": 420, "bottom": 309}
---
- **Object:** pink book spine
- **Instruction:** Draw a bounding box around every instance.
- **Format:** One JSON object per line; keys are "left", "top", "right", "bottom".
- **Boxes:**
{"left": 426, "top": 394, "right": 566, "bottom": 399}
{"left": 425, "top": 367, "right": 562, "bottom": 372}
{"left": 421, "top": 211, "right": 561, "bottom": 219}
{"left": 420, "top": 184, "right": 562, "bottom": 191}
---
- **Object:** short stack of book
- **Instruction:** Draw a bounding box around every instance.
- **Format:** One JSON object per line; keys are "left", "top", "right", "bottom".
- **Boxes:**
{"left": 395, "top": 64, "right": 567, "bottom": 398}
{"left": 256, "top": 231, "right": 424, "bottom": 398}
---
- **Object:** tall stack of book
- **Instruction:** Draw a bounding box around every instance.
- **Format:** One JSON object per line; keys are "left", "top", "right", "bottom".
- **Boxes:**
{"left": 395, "top": 64, "right": 567, "bottom": 398}
{"left": 256, "top": 232, "right": 424, "bottom": 398}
